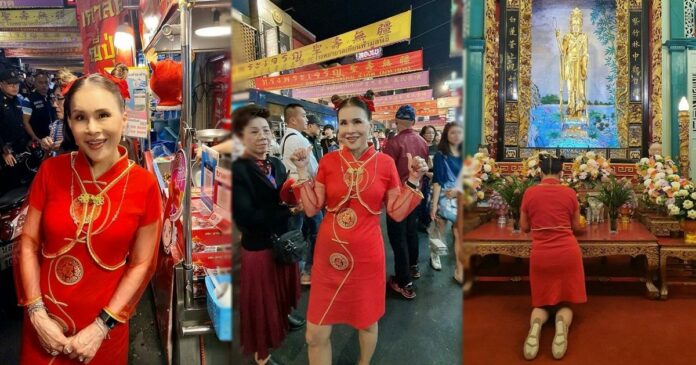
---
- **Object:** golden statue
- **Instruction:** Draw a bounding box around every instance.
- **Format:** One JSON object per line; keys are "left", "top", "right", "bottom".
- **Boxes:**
{"left": 555, "top": 8, "right": 588, "bottom": 121}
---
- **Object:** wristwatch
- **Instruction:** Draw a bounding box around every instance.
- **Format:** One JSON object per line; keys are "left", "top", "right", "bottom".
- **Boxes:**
{"left": 98, "top": 309, "right": 119, "bottom": 329}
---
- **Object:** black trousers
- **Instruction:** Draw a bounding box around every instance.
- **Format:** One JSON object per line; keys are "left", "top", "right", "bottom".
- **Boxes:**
{"left": 386, "top": 209, "right": 420, "bottom": 287}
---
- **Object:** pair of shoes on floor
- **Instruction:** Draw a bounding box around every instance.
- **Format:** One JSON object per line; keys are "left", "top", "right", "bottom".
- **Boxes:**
{"left": 430, "top": 252, "right": 442, "bottom": 271}
{"left": 388, "top": 276, "right": 416, "bottom": 299}
{"left": 300, "top": 273, "right": 311, "bottom": 285}
{"left": 288, "top": 314, "right": 306, "bottom": 331}
{"left": 410, "top": 265, "right": 421, "bottom": 279}
{"left": 522, "top": 317, "right": 568, "bottom": 360}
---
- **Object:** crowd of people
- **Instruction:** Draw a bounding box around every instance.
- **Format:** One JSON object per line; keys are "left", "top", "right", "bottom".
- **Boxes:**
{"left": 232, "top": 94, "right": 464, "bottom": 365}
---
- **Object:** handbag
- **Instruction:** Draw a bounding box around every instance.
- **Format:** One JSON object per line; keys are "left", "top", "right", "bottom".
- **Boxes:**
{"left": 271, "top": 229, "right": 308, "bottom": 265}
{"left": 437, "top": 190, "right": 458, "bottom": 222}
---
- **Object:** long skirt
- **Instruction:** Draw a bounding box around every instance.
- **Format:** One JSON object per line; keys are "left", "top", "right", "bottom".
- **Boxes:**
{"left": 240, "top": 247, "right": 300, "bottom": 358}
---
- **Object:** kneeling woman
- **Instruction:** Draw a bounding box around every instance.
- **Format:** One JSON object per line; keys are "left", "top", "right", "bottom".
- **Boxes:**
{"left": 519, "top": 155, "right": 586, "bottom": 360}
{"left": 290, "top": 97, "right": 428, "bottom": 365}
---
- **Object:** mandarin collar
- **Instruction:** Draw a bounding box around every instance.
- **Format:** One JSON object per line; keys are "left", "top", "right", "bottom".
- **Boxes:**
{"left": 74, "top": 145, "right": 130, "bottom": 184}
{"left": 340, "top": 145, "right": 376, "bottom": 162}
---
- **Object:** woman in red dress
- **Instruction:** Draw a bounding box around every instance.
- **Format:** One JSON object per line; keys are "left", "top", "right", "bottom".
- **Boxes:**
{"left": 290, "top": 97, "right": 428, "bottom": 365}
{"left": 519, "top": 154, "right": 586, "bottom": 360}
{"left": 13, "top": 74, "right": 162, "bottom": 364}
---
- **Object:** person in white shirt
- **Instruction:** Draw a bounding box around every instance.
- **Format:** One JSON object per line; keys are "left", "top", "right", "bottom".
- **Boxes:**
{"left": 280, "top": 103, "right": 323, "bottom": 286}
{"left": 281, "top": 103, "right": 317, "bottom": 179}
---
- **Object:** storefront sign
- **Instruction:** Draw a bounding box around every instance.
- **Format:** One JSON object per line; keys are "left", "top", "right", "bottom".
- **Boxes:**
{"left": 436, "top": 96, "right": 461, "bottom": 108}
{"left": 374, "top": 100, "right": 439, "bottom": 115}
{"left": 3, "top": 47, "right": 82, "bottom": 58}
{"left": 0, "top": 0, "right": 64, "bottom": 8}
{"left": 76, "top": 0, "right": 134, "bottom": 74}
{"left": 255, "top": 50, "right": 423, "bottom": 91}
{"left": 293, "top": 70, "right": 429, "bottom": 99}
{"left": 233, "top": 10, "right": 412, "bottom": 81}
{"left": 355, "top": 47, "right": 382, "bottom": 61}
{"left": 374, "top": 89, "right": 432, "bottom": 106}
{"left": 0, "top": 31, "right": 79, "bottom": 42}
{"left": 0, "top": 8, "right": 77, "bottom": 27}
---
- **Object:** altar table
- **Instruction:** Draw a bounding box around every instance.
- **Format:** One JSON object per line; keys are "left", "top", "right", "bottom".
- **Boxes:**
{"left": 460, "top": 221, "right": 660, "bottom": 299}
{"left": 657, "top": 238, "right": 696, "bottom": 299}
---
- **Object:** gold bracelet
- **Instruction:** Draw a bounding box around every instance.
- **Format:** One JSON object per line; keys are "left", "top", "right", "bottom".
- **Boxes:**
{"left": 24, "top": 295, "right": 43, "bottom": 307}
{"left": 103, "top": 307, "right": 127, "bottom": 323}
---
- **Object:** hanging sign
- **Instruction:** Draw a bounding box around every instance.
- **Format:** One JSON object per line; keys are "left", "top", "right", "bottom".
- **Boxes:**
{"left": 124, "top": 67, "right": 150, "bottom": 139}
{"left": 436, "top": 96, "right": 461, "bottom": 108}
{"left": 255, "top": 50, "right": 423, "bottom": 91}
{"left": 3, "top": 47, "right": 82, "bottom": 58}
{"left": 293, "top": 70, "right": 429, "bottom": 99}
{"left": 76, "top": 0, "right": 134, "bottom": 74}
{"left": 374, "top": 100, "right": 439, "bottom": 115}
{"left": 233, "top": 10, "right": 412, "bottom": 82}
{"left": 0, "top": 31, "right": 79, "bottom": 42}
{"left": 374, "top": 89, "right": 433, "bottom": 106}
{"left": 0, "top": 0, "right": 64, "bottom": 8}
{"left": 0, "top": 8, "right": 77, "bottom": 27}
{"left": 355, "top": 47, "right": 383, "bottom": 61}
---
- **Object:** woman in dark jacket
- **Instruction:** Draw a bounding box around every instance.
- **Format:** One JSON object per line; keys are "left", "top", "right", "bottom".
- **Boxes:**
{"left": 232, "top": 104, "right": 301, "bottom": 365}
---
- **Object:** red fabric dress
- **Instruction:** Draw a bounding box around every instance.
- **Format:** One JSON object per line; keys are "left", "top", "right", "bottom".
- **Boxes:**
{"left": 294, "top": 147, "right": 422, "bottom": 329}
{"left": 16, "top": 148, "right": 162, "bottom": 365}
{"left": 521, "top": 177, "right": 587, "bottom": 307}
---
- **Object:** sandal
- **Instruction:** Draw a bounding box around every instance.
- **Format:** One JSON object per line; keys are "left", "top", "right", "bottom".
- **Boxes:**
{"left": 523, "top": 319, "right": 542, "bottom": 360}
{"left": 552, "top": 318, "right": 568, "bottom": 360}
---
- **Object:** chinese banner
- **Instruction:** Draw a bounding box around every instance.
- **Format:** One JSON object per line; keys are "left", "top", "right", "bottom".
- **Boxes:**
{"left": 76, "top": 0, "right": 134, "bottom": 74}
{"left": 0, "top": 0, "right": 64, "bottom": 8}
{"left": 233, "top": 10, "right": 412, "bottom": 82}
{"left": 255, "top": 50, "right": 423, "bottom": 91}
{"left": 374, "top": 100, "right": 439, "bottom": 115}
{"left": 0, "top": 31, "right": 79, "bottom": 42}
{"left": 0, "top": 8, "right": 77, "bottom": 27}
{"left": 374, "top": 89, "right": 433, "bottom": 106}
{"left": 4, "top": 47, "right": 82, "bottom": 58}
{"left": 293, "top": 70, "right": 429, "bottom": 99}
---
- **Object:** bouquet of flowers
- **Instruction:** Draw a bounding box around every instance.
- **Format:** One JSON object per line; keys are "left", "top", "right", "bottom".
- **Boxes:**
{"left": 473, "top": 152, "right": 501, "bottom": 185}
{"left": 641, "top": 172, "right": 688, "bottom": 207}
{"left": 636, "top": 155, "right": 677, "bottom": 182}
{"left": 571, "top": 151, "right": 613, "bottom": 186}
{"left": 488, "top": 190, "right": 509, "bottom": 214}
{"left": 667, "top": 183, "right": 696, "bottom": 220}
{"left": 457, "top": 157, "right": 484, "bottom": 207}
{"left": 520, "top": 151, "right": 552, "bottom": 180}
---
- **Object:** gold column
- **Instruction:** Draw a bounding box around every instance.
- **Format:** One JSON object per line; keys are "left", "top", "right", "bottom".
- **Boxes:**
{"left": 651, "top": 0, "right": 663, "bottom": 143}
{"left": 678, "top": 97, "right": 690, "bottom": 177}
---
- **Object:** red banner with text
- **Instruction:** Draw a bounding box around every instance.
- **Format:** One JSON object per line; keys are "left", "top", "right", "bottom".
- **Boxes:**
{"left": 76, "top": 0, "right": 133, "bottom": 74}
{"left": 255, "top": 50, "right": 423, "bottom": 91}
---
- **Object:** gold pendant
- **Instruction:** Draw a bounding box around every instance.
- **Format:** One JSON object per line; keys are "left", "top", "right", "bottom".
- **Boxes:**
{"left": 329, "top": 252, "right": 349, "bottom": 271}
{"left": 70, "top": 198, "right": 103, "bottom": 225}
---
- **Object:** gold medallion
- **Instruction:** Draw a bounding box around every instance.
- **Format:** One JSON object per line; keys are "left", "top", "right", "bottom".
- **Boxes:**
{"left": 329, "top": 253, "right": 349, "bottom": 271}
{"left": 336, "top": 208, "right": 357, "bottom": 229}
{"left": 70, "top": 198, "right": 104, "bottom": 225}
{"left": 342, "top": 166, "right": 365, "bottom": 187}
{"left": 54, "top": 255, "right": 83, "bottom": 285}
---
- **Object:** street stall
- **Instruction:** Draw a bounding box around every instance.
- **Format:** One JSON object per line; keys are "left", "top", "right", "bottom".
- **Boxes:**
{"left": 138, "top": 0, "right": 232, "bottom": 364}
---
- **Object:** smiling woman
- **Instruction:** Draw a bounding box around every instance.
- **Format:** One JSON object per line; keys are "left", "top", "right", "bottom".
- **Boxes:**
{"left": 13, "top": 73, "right": 163, "bottom": 365}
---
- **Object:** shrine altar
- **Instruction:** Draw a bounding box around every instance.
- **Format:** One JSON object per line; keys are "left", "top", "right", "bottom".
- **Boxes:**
{"left": 460, "top": 221, "right": 660, "bottom": 299}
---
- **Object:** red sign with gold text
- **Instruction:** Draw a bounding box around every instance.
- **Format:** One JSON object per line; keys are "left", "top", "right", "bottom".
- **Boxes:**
{"left": 373, "top": 100, "right": 438, "bottom": 115}
{"left": 255, "top": 50, "right": 423, "bottom": 91}
{"left": 76, "top": 0, "right": 133, "bottom": 74}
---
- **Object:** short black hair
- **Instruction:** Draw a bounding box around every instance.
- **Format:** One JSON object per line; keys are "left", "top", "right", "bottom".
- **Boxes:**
{"left": 232, "top": 104, "right": 270, "bottom": 137}
{"left": 539, "top": 154, "right": 564, "bottom": 175}
{"left": 323, "top": 125, "right": 334, "bottom": 131}
{"left": 284, "top": 103, "right": 304, "bottom": 121}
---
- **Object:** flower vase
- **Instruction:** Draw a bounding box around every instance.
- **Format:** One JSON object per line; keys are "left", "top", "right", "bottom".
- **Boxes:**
{"left": 609, "top": 215, "right": 618, "bottom": 234}
{"left": 682, "top": 220, "right": 696, "bottom": 245}
{"left": 497, "top": 214, "right": 507, "bottom": 227}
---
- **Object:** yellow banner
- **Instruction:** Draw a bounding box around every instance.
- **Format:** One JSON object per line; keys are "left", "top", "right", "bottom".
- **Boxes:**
{"left": 0, "top": 9, "right": 77, "bottom": 28}
{"left": 0, "top": 31, "right": 80, "bottom": 42}
{"left": 232, "top": 10, "right": 412, "bottom": 82}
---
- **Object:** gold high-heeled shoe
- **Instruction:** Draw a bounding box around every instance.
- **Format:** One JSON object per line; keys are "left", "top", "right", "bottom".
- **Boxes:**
{"left": 552, "top": 318, "right": 568, "bottom": 359}
{"left": 523, "top": 319, "right": 542, "bottom": 360}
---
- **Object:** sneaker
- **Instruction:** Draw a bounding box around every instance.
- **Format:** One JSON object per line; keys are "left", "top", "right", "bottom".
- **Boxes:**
{"left": 300, "top": 273, "right": 311, "bottom": 285}
{"left": 430, "top": 252, "right": 442, "bottom": 271}
{"left": 388, "top": 277, "right": 416, "bottom": 299}
{"left": 410, "top": 265, "right": 421, "bottom": 279}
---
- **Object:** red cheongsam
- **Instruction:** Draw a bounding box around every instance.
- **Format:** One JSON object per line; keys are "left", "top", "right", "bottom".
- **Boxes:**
{"left": 293, "top": 146, "right": 422, "bottom": 329}
{"left": 15, "top": 146, "right": 162, "bottom": 364}
{"left": 521, "top": 177, "right": 587, "bottom": 307}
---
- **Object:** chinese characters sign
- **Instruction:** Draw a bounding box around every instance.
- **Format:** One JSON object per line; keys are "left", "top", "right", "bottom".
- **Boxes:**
{"left": 233, "top": 10, "right": 412, "bottom": 82}
{"left": 0, "top": 0, "right": 64, "bottom": 8}
{"left": 505, "top": 9, "right": 519, "bottom": 102}
{"left": 255, "top": 50, "right": 423, "bottom": 91}
{"left": 629, "top": 10, "right": 642, "bottom": 103}
{"left": 4, "top": 48, "right": 81, "bottom": 58}
{"left": 374, "top": 100, "right": 438, "bottom": 116}
{"left": 76, "top": 0, "right": 134, "bottom": 74}
{"left": 0, "top": 31, "right": 78, "bottom": 42}
{"left": 374, "top": 89, "right": 433, "bottom": 106}
{"left": 0, "top": 8, "right": 77, "bottom": 27}
{"left": 292, "top": 70, "right": 429, "bottom": 100}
